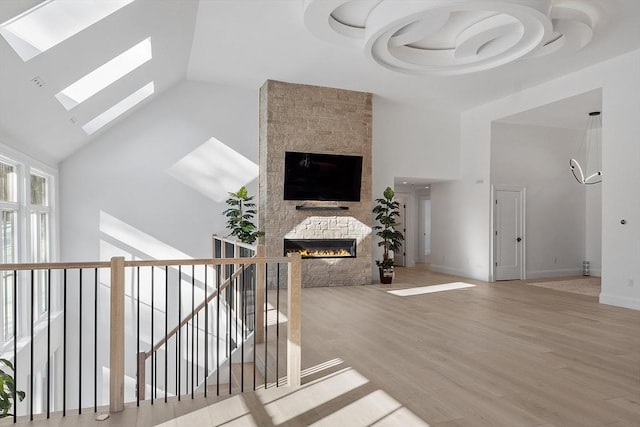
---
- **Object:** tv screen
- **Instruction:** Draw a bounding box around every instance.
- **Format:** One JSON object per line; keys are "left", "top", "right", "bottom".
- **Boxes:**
{"left": 283, "top": 151, "right": 363, "bottom": 201}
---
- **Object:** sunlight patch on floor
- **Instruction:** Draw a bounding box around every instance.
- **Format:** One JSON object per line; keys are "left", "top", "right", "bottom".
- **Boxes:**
{"left": 260, "top": 368, "right": 368, "bottom": 423}
{"left": 310, "top": 389, "right": 429, "bottom": 426}
{"left": 387, "top": 282, "right": 476, "bottom": 296}
{"left": 154, "top": 393, "right": 255, "bottom": 426}
{"left": 301, "top": 358, "right": 344, "bottom": 378}
{"left": 151, "top": 357, "right": 429, "bottom": 426}
{"left": 266, "top": 302, "right": 288, "bottom": 326}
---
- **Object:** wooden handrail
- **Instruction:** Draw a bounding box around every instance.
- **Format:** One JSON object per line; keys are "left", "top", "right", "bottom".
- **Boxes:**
{"left": 124, "top": 257, "right": 290, "bottom": 267}
{"left": 212, "top": 234, "right": 257, "bottom": 251}
{"left": 4, "top": 249, "right": 301, "bottom": 413}
{"left": 143, "top": 262, "right": 251, "bottom": 358}
{"left": 0, "top": 256, "right": 291, "bottom": 272}
{"left": 0, "top": 261, "right": 110, "bottom": 271}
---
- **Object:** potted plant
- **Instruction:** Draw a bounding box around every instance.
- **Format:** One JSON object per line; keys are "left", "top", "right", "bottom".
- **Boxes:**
{"left": 223, "top": 186, "right": 264, "bottom": 244}
{"left": 0, "top": 358, "right": 25, "bottom": 418}
{"left": 373, "top": 186, "right": 405, "bottom": 284}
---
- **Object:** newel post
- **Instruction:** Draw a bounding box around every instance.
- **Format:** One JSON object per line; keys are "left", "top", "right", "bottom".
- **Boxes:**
{"left": 287, "top": 253, "right": 302, "bottom": 387}
{"left": 110, "top": 257, "right": 125, "bottom": 412}
{"left": 255, "top": 245, "right": 266, "bottom": 344}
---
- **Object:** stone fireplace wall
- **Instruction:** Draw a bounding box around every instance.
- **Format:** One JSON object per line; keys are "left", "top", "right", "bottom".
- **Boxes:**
{"left": 258, "top": 80, "right": 372, "bottom": 287}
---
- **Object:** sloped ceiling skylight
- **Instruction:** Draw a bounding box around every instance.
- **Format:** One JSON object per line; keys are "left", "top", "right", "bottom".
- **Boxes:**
{"left": 0, "top": 0, "right": 135, "bottom": 61}
{"left": 55, "top": 38, "right": 152, "bottom": 110}
{"left": 82, "top": 82, "right": 154, "bottom": 135}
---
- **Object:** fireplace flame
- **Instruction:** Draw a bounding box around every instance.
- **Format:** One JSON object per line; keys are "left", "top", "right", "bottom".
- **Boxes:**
{"left": 287, "top": 248, "right": 352, "bottom": 258}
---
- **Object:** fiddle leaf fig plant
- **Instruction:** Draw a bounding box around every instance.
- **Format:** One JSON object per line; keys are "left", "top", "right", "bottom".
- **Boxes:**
{"left": 223, "top": 186, "right": 264, "bottom": 244}
{"left": 0, "top": 358, "right": 25, "bottom": 418}
{"left": 373, "top": 186, "right": 405, "bottom": 270}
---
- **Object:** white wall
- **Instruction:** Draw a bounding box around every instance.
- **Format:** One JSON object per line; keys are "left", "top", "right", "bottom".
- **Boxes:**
{"left": 372, "top": 98, "right": 459, "bottom": 277}
{"left": 599, "top": 51, "right": 640, "bottom": 309}
{"left": 586, "top": 184, "right": 602, "bottom": 275}
{"left": 60, "top": 80, "right": 259, "bottom": 262}
{"left": 491, "top": 123, "right": 587, "bottom": 278}
{"left": 58, "top": 80, "right": 259, "bottom": 404}
{"left": 430, "top": 108, "right": 491, "bottom": 279}
{"left": 434, "top": 49, "right": 640, "bottom": 309}
{"left": 372, "top": 98, "right": 460, "bottom": 196}
{"left": 58, "top": 89, "right": 460, "bottom": 280}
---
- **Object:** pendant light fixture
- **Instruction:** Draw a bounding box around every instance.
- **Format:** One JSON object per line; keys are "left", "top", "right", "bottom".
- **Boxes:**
{"left": 570, "top": 111, "right": 602, "bottom": 185}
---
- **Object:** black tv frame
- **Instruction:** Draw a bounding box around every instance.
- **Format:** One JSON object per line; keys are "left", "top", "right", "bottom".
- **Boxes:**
{"left": 283, "top": 151, "right": 363, "bottom": 202}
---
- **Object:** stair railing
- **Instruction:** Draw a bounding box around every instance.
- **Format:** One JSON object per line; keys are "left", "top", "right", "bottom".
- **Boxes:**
{"left": 0, "top": 249, "right": 301, "bottom": 423}
{"left": 131, "top": 251, "right": 300, "bottom": 406}
{"left": 134, "top": 259, "right": 246, "bottom": 401}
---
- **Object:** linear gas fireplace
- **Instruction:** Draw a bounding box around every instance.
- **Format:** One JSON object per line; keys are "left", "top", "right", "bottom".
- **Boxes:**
{"left": 284, "top": 238, "right": 357, "bottom": 259}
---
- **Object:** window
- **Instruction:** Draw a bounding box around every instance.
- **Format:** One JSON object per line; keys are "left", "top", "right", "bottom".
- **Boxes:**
{"left": 0, "top": 148, "right": 57, "bottom": 345}
{"left": 0, "top": 161, "right": 18, "bottom": 341}
{"left": 82, "top": 81, "right": 155, "bottom": 134}
{"left": 55, "top": 38, "right": 152, "bottom": 110}
{"left": 31, "top": 172, "right": 50, "bottom": 317}
{"left": 0, "top": 0, "right": 136, "bottom": 61}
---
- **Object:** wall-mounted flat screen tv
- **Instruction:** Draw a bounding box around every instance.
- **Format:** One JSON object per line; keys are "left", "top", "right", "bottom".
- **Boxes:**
{"left": 283, "top": 151, "right": 363, "bottom": 201}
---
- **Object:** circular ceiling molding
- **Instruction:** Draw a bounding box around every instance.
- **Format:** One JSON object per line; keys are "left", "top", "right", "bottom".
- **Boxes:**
{"left": 303, "top": 0, "right": 595, "bottom": 75}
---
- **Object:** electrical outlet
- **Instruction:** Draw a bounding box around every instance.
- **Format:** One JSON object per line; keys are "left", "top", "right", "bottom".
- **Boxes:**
{"left": 554, "top": 257, "right": 558, "bottom": 264}
{"left": 629, "top": 279, "right": 635, "bottom": 288}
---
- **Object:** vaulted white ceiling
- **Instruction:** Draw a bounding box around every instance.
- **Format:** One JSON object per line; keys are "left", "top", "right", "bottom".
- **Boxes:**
{"left": 0, "top": 0, "right": 198, "bottom": 163}
{"left": 1, "top": 0, "right": 639, "bottom": 164}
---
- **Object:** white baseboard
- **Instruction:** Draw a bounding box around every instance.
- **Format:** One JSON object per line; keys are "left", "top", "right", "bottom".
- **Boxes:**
{"left": 600, "top": 293, "right": 640, "bottom": 310}
{"left": 429, "top": 264, "right": 465, "bottom": 277}
{"left": 526, "top": 268, "right": 582, "bottom": 279}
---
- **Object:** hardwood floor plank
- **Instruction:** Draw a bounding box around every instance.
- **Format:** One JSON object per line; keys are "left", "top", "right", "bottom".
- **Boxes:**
{"left": 18, "top": 263, "right": 639, "bottom": 426}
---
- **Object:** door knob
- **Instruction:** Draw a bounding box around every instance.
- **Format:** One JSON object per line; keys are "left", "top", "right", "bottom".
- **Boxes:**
{"left": 517, "top": 237, "right": 522, "bottom": 242}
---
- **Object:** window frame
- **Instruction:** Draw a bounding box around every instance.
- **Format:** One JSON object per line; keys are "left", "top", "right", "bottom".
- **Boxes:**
{"left": 0, "top": 143, "right": 58, "bottom": 348}
{"left": 30, "top": 169, "right": 53, "bottom": 320}
{"left": 0, "top": 156, "right": 21, "bottom": 346}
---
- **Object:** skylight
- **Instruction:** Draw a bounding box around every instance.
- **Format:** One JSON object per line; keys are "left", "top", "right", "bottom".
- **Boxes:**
{"left": 55, "top": 38, "right": 152, "bottom": 110}
{"left": 82, "top": 82, "right": 154, "bottom": 135}
{"left": 0, "top": 0, "right": 135, "bottom": 61}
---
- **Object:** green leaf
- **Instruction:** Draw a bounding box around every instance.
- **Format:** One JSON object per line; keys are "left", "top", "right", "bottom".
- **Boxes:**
{"left": 223, "top": 186, "right": 264, "bottom": 244}
{"left": 0, "top": 358, "right": 25, "bottom": 417}
{"left": 372, "top": 186, "right": 404, "bottom": 267}
{"left": 237, "top": 186, "right": 248, "bottom": 199}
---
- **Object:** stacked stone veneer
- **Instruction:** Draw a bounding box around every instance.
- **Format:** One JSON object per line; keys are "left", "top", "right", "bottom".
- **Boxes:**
{"left": 258, "top": 80, "right": 372, "bottom": 287}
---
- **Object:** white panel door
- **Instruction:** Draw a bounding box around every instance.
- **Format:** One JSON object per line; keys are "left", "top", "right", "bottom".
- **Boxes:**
{"left": 494, "top": 188, "right": 524, "bottom": 281}
{"left": 420, "top": 198, "right": 431, "bottom": 259}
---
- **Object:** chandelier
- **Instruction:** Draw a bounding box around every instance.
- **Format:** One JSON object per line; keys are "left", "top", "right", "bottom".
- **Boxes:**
{"left": 570, "top": 111, "right": 602, "bottom": 185}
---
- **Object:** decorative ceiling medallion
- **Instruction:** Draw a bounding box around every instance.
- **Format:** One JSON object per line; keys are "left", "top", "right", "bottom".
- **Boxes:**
{"left": 303, "top": 0, "right": 595, "bottom": 75}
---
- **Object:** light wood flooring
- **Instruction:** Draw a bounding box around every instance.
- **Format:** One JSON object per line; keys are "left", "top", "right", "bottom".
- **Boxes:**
{"left": 8, "top": 264, "right": 640, "bottom": 426}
